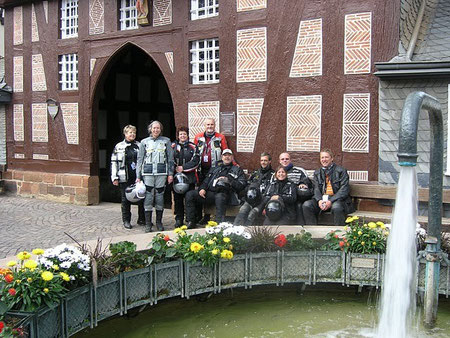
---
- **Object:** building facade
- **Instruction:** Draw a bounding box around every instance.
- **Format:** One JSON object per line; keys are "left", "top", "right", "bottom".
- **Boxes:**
{"left": 1, "top": 0, "right": 399, "bottom": 204}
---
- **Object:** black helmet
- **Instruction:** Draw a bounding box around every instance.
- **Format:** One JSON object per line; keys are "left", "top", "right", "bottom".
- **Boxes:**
{"left": 215, "top": 177, "right": 231, "bottom": 192}
{"left": 297, "top": 187, "right": 313, "bottom": 202}
{"left": 173, "top": 173, "right": 190, "bottom": 194}
{"left": 246, "top": 187, "right": 261, "bottom": 207}
{"left": 265, "top": 200, "right": 283, "bottom": 222}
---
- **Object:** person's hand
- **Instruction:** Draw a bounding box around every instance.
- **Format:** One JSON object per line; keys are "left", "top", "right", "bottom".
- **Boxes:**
{"left": 167, "top": 175, "right": 174, "bottom": 184}
{"left": 199, "top": 189, "right": 206, "bottom": 198}
{"left": 113, "top": 179, "right": 119, "bottom": 186}
{"left": 270, "top": 195, "right": 279, "bottom": 201}
{"left": 176, "top": 166, "right": 183, "bottom": 173}
{"left": 136, "top": 178, "right": 141, "bottom": 183}
{"left": 319, "top": 200, "right": 331, "bottom": 211}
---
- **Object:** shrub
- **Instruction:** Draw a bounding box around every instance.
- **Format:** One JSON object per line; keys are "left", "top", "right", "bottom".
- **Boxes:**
{"left": 285, "top": 231, "right": 317, "bottom": 251}
{"left": 149, "top": 233, "right": 177, "bottom": 264}
{"left": 107, "top": 241, "right": 148, "bottom": 274}
{"left": 246, "top": 226, "right": 280, "bottom": 253}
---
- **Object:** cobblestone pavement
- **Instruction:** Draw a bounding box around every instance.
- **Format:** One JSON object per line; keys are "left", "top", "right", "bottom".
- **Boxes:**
{"left": 0, "top": 193, "right": 176, "bottom": 259}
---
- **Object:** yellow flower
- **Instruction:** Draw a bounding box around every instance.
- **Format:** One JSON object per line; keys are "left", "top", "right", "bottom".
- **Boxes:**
{"left": 207, "top": 240, "right": 215, "bottom": 245}
{"left": 352, "top": 216, "right": 359, "bottom": 221}
{"left": 343, "top": 226, "right": 348, "bottom": 231}
{"left": 32, "top": 248, "right": 45, "bottom": 256}
{"left": 345, "top": 217, "right": 353, "bottom": 223}
{"left": 211, "top": 249, "right": 219, "bottom": 255}
{"left": 361, "top": 241, "right": 365, "bottom": 246}
{"left": 60, "top": 272, "right": 70, "bottom": 282}
{"left": 179, "top": 230, "right": 186, "bottom": 237}
{"left": 43, "top": 288, "right": 49, "bottom": 293}
{"left": 229, "top": 245, "right": 233, "bottom": 250}
{"left": 174, "top": 228, "right": 181, "bottom": 234}
{"left": 16, "top": 280, "right": 21, "bottom": 284}
{"left": 207, "top": 221, "right": 218, "bottom": 227}
{"left": 379, "top": 223, "right": 386, "bottom": 229}
{"left": 7, "top": 261, "right": 17, "bottom": 267}
{"left": 52, "top": 265, "right": 60, "bottom": 271}
{"left": 17, "top": 251, "right": 31, "bottom": 260}
{"left": 213, "top": 237, "right": 217, "bottom": 241}
{"left": 358, "top": 231, "right": 362, "bottom": 236}
{"left": 372, "top": 241, "right": 377, "bottom": 246}
{"left": 363, "top": 223, "right": 368, "bottom": 227}
{"left": 27, "top": 277, "right": 33, "bottom": 283}
{"left": 220, "top": 250, "right": 234, "bottom": 260}
{"left": 368, "top": 222, "right": 377, "bottom": 229}
{"left": 41, "top": 271, "right": 54, "bottom": 281}
{"left": 190, "top": 242, "right": 203, "bottom": 253}
{"left": 223, "top": 237, "right": 230, "bottom": 243}
{"left": 24, "top": 260, "right": 38, "bottom": 269}
{"left": 376, "top": 221, "right": 384, "bottom": 227}
{"left": 180, "top": 225, "right": 188, "bottom": 230}
{"left": 384, "top": 231, "right": 390, "bottom": 236}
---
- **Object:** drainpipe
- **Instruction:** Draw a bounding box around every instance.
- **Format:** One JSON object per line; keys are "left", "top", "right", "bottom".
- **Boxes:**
{"left": 406, "top": 0, "right": 427, "bottom": 61}
{"left": 397, "top": 91, "right": 443, "bottom": 327}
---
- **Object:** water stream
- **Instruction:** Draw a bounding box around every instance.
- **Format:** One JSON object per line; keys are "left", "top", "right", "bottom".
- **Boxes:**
{"left": 377, "top": 166, "right": 419, "bottom": 337}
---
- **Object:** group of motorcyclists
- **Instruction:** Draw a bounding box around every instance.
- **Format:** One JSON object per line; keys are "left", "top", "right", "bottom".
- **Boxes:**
{"left": 110, "top": 118, "right": 354, "bottom": 232}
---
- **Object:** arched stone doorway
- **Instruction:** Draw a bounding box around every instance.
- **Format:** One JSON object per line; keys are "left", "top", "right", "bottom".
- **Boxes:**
{"left": 94, "top": 45, "right": 175, "bottom": 202}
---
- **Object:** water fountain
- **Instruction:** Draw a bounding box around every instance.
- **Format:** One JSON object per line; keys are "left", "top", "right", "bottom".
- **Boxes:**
{"left": 378, "top": 91, "right": 444, "bottom": 336}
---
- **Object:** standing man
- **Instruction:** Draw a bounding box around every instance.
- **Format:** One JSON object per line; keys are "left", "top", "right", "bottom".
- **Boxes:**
{"left": 185, "top": 149, "right": 247, "bottom": 227}
{"left": 136, "top": 121, "right": 174, "bottom": 232}
{"left": 278, "top": 152, "right": 313, "bottom": 225}
{"left": 111, "top": 125, "right": 145, "bottom": 229}
{"left": 233, "top": 152, "right": 274, "bottom": 226}
{"left": 302, "top": 149, "right": 354, "bottom": 226}
{"left": 193, "top": 118, "right": 228, "bottom": 223}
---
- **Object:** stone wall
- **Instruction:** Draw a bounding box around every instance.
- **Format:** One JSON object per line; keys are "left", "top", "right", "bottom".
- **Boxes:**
{"left": 2, "top": 170, "right": 99, "bottom": 205}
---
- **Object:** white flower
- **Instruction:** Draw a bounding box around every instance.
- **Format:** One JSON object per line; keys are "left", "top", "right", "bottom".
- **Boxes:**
{"left": 60, "top": 261, "right": 71, "bottom": 269}
{"left": 242, "top": 232, "right": 251, "bottom": 239}
{"left": 206, "top": 227, "right": 215, "bottom": 234}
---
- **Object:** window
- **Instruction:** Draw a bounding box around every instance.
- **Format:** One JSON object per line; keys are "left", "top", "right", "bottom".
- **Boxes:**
{"left": 191, "top": 0, "right": 219, "bottom": 20}
{"left": 60, "top": 0, "right": 78, "bottom": 39}
{"left": 120, "top": 0, "right": 138, "bottom": 30}
{"left": 59, "top": 54, "right": 78, "bottom": 90}
{"left": 190, "top": 38, "right": 219, "bottom": 84}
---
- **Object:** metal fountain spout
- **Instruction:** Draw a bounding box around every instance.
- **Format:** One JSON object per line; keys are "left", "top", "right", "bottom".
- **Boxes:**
{"left": 397, "top": 91, "right": 443, "bottom": 327}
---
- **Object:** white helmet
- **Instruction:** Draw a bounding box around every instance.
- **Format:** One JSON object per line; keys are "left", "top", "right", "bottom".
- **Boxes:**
{"left": 125, "top": 182, "right": 146, "bottom": 203}
{"left": 173, "top": 173, "right": 190, "bottom": 194}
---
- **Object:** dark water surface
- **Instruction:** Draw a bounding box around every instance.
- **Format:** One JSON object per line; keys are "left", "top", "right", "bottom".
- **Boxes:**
{"left": 75, "top": 285, "right": 450, "bottom": 337}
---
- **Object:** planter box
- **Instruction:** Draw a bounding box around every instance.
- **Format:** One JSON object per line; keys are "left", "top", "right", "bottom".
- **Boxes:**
{"left": 123, "top": 267, "right": 153, "bottom": 313}
{"left": 248, "top": 252, "right": 281, "bottom": 287}
{"left": 417, "top": 259, "right": 449, "bottom": 296}
{"left": 153, "top": 260, "right": 183, "bottom": 302}
{"left": 345, "top": 253, "right": 384, "bottom": 287}
{"left": 280, "top": 251, "right": 313, "bottom": 285}
{"left": 184, "top": 261, "right": 217, "bottom": 298}
{"left": 94, "top": 275, "right": 123, "bottom": 325}
{"left": 313, "top": 251, "right": 345, "bottom": 284}
{"left": 4, "top": 311, "right": 36, "bottom": 338}
{"left": 218, "top": 254, "right": 248, "bottom": 292}
{"left": 64, "top": 284, "right": 93, "bottom": 336}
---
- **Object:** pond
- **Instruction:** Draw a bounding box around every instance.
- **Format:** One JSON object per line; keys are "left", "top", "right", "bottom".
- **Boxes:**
{"left": 74, "top": 285, "right": 450, "bottom": 337}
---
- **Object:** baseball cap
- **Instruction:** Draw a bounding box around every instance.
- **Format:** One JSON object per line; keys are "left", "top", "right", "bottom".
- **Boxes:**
{"left": 222, "top": 149, "right": 233, "bottom": 155}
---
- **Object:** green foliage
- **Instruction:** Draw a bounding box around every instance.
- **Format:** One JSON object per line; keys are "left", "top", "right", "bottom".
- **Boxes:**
{"left": 148, "top": 234, "right": 177, "bottom": 264}
{"left": 107, "top": 241, "right": 149, "bottom": 274}
{"left": 285, "top": 231, "right": 317, "bottom": 251}
{"left": 246, "top": 226, "right": 280, "bottom": 253}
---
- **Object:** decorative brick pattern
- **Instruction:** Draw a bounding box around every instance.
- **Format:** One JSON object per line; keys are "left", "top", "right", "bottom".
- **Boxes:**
{"left": 14, "top": 153, "right": 25, "bottom": 159}
{"left": 348, "top": 170, "right": 368, "bottom": 182}
{"left": 32, "top": 103, "right": 48, "bottom": 143}
{"left": 237, "top": 27, "right": 267, "bottom": 82}
{"left": 344, "top": 12, "right": 372, "bottom": 74}
{"left": 61, "top": 103, "right": 79, "bottom": 145}
{"left": 32, "top": 54, "right": 47, "bottom": 92}
{"left": 290, "top": 19, "right": 322, "bottom": 77}
{"left": 153, "top": 0, "right": 172, "bottom": 26}
{"left": 43, "top": 1, "right": 49, "bottom": 23}
{"left": 33, "top": 154, "right": 49, "bottom": 160}
{"left": 13, "top": 56, "right": 23, "bottom": 93}
{"left": 89, "top": 0, "right": 104, "bottom": 35}
{"left": 90, "top": 58, "right": 96, "bottom": 76}
{"left": 13, "top": 6, "right": 23, "bottom": 45}
{"left": 31, "top": 4, "right": 40, "bottom": 42}
{"left": 188, "top": 101, "right": 220, "bottom": 141}
{"left": 237, "top": 0, "right": 266, "bottom": 12}
{"left": 342, "top": 93, "right": 370, "bottom": 153}
{"left": 237, "top": 98, "right": 264, "bottom": 152}
{"left": 165, "top": 52, "right": 174, "bottom": 73}
{"left": 13, "top": 104, "right": 24, "bottom": 142}
{"left": 286, "top": 95, "right": 322, "bottom": 152}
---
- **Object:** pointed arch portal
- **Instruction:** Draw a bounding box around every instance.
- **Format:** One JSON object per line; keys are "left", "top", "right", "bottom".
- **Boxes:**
{"left": 94, "top": 45, "right": 175, "bottom": 202}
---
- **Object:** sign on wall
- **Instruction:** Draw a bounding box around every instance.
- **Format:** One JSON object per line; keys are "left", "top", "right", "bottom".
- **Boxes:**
{"left": 220, "top": 111, "right": 235, "bottom": 136}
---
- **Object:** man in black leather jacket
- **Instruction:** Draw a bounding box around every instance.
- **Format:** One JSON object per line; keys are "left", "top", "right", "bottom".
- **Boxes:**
{"left": 302, "top": 149, "right": 354, "bottom": 226}
{"left": 185, "top": 149, "right": 247, "bottom": 227}
{"left": 233, "top": 152, "right": 274, "bottom": 225}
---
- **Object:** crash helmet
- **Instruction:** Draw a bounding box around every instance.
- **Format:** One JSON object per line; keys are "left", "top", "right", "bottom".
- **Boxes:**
{"left": 246, "top": 186, "right": 261, "bottom": 207}
{"left": 173, "top": 173, "right": 190, "bottom": 194}
{"left": 125, "top": 182, "right": 146, "bottom": 203}
{"left": 215, "top": 177, "right": 231, "bottom": 192}
{"left": 265, "top": 200, "right": 283, "bottom": 222}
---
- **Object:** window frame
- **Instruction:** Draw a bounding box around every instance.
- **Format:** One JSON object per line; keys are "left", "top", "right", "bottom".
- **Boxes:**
{"left": 190, "top": 38, "right": 220, "bottom": 85}
{"left": 58, "top": 53, "right": 78, "bottom": 91}
{"left": 119, "top": 0, "right": 138, "bottom": 31}
{"left": 190, "top": 0, "right": 219, "bottom": 20}
{"left": 60, "top": 0, "right": 78, "bottom": 39}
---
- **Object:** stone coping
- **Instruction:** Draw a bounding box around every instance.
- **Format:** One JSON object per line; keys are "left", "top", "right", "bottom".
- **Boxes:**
{"left": 0, "top": 225, "right": 343, "bottom": 268}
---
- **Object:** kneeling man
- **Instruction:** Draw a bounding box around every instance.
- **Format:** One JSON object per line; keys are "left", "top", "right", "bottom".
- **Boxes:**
{"left": 185, "top": 149, "right": 247, "bottom": 227}
{"left": 303, "top": 149, "right": 354, "bottom": 226}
